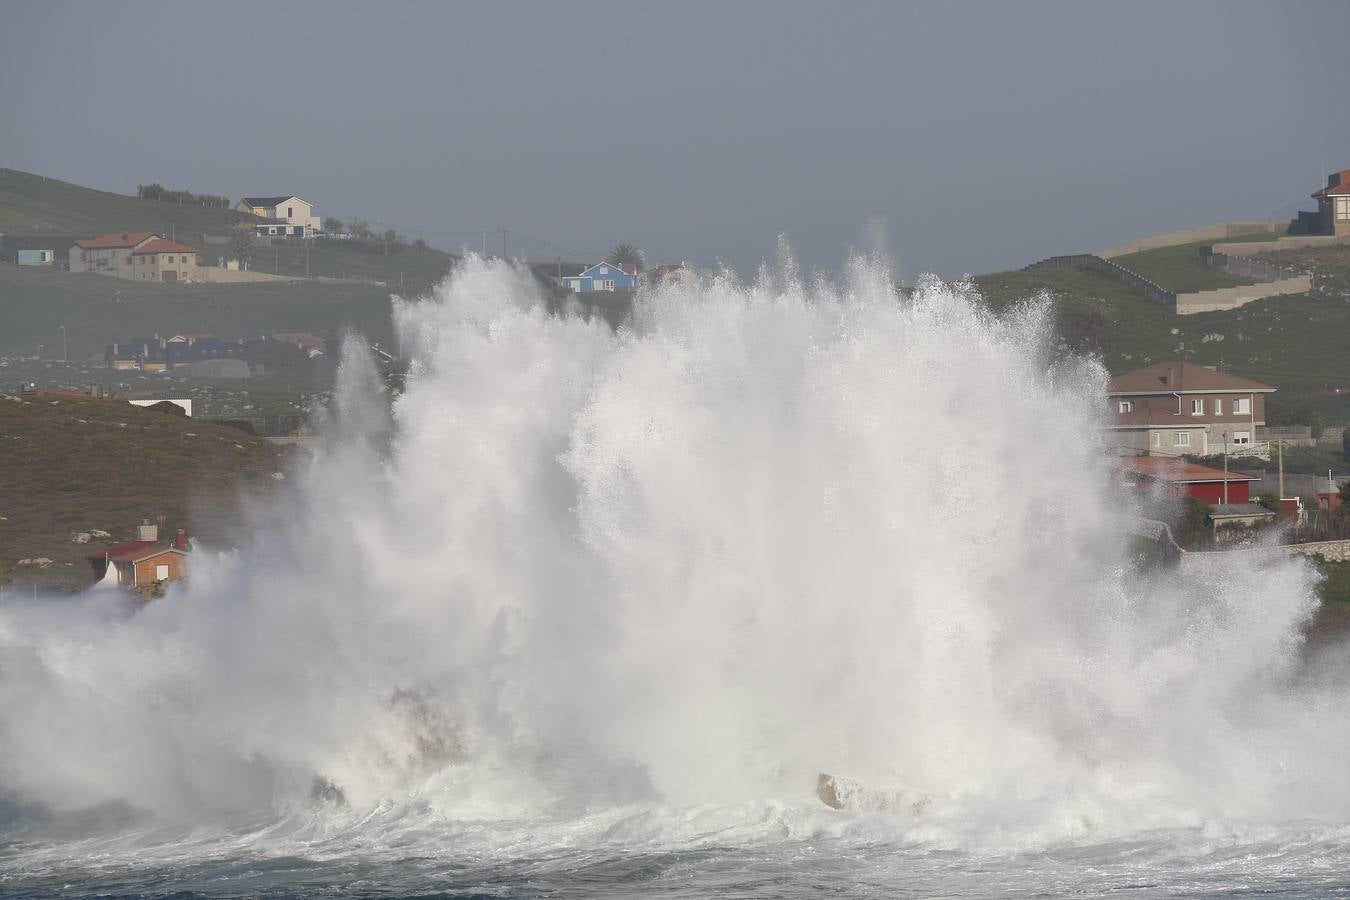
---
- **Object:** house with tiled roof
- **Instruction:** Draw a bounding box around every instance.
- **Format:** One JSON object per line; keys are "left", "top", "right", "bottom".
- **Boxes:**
{"left": 1105, "top": 361, "right": 1275, "bottom": 458}
{"left": 69, "top": 231, "right": 201, "bottom": 281}
{"left": 1312, "top": 169, "right": 1350, "bottom": 237}
{"left": 129, "top": 238, "right": 201, "bottom": 282}
{"left": 90, "top": 521, "right": 190, "bottom": 589}
{"left": 235, "top": 195, "right": 320, "bottom": 237}
{"left": 69, "top": 231, "right": 157, "bottom": 275}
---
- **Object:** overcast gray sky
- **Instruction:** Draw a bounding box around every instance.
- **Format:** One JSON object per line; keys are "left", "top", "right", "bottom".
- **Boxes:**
{"left": 2, "top": 1, "right": 1348, "bottom": 279}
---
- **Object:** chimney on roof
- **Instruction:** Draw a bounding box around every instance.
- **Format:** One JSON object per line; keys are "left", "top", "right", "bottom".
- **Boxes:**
{"left": 173, "top": 528, "right": 188, "bottom": 550}
{"left": 138, "top": 519, "right": 158, "bottom": 542}
{"left": 1163, "top": 365, "right": 1174, "bottom": 387}
{"left": 121, "top": 232, "right": 128, "bottom": 241}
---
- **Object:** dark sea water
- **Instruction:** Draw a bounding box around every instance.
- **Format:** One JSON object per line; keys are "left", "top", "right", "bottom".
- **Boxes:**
{"left": 7, "top": 806, "right": 1350, "bottom": 898}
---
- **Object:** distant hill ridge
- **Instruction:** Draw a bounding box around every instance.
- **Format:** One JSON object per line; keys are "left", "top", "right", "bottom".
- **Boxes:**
{"left": 0, "top": 168, "right": 456, "bottom": 292}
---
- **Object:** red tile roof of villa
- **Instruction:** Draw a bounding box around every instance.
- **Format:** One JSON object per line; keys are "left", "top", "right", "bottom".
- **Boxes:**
{"left": 1312, "top": 170, "right": 1350, "bottom": 198}
{"left": 1115, "top": 457, "right": 1258, "bottom": 484}
{"left": 131, "top": 238, "right": 198, "bottom": 255}
{"left": 1107, "top": 362, "right": 1275, "bottom": 395}
{"left": 75, "top": 231, "right": 157, "bottom": 249}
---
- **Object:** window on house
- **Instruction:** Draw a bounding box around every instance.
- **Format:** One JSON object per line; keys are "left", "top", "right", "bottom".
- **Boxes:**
{"left": 1213, "top": 399, "right": 1223, "bottom": 415}
{"left": 1233, "top": 431, "right": 1251, "bottom": 445}
{"left": 155, "top": 564, "right": 169, "bottom": 581}
{"left": 1190, "top": 399, "right": 1204, "bottom": 415}
{"left": 1234, "top": 397, "right": 1251, "bottom": 414}
{"left": 287, "top": 206, "right": 294, "bottom": 218}
{"left": 1151, "top": 432, "right": 1161, "bottom": 447}
{"left": 1337, "top": 196, "right": 1350, "bottom": 221}
{"left": 1175, "top": 432, "right": 1191, "bottom": 447}
{"left": 1118, "top": 400, "right": 1134, "bottom": 413}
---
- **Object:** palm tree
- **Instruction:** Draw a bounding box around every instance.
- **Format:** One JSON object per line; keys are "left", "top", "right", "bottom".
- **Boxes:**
{"left": 607, "top": 242, "right": 643, "bottom": 272}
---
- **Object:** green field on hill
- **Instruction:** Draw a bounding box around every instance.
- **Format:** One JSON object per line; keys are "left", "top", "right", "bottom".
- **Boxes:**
{"left": 1110, "top": 239, "right": 1262, "bottom": 293}
{"left": 0, "top": 264, "right": 397, "bottom": 359}
{"left": 0, "top": 168, "right": 248, "bottom": 237}
{"left": 974, "top": 243, "right": 1350, "bottom": 423}
{"left": 0, "top": 168, "right": 457, "bottom": 291}
{"left": 247, "top": 238, "right": 456, "bottom": 296}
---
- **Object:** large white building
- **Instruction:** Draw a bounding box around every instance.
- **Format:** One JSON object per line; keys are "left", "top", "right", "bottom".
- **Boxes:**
{"left": 235, "top": 195, "right": 321, "bottom": 237}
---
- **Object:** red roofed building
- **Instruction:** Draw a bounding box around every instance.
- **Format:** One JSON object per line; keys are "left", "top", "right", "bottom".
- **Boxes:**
{"left": 1114, "top": 456, "right": 1259, "bottom": 505}
{"left": 1312, "top": 169, "right": 1350, "bottom": 237}
{"left": 1105, "top": 361, "right": 1275, "bottom": 458}
{"left": 69, "top": 231, "right": 200, "bottom": 281}
{"left": 90, "top": 521, "right": 190, "bottom": 589}
{"left": 69, "top": 231, "right": 157, "bottom": 275}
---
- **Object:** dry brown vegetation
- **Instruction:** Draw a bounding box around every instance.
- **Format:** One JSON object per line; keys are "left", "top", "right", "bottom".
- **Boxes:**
{"left": 0, "top": 394, "right": 288, "bottom": 590}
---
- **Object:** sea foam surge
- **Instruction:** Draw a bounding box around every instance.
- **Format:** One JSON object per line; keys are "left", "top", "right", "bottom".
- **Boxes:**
{"left": 3, "top": 253, "right": 1350, "bottom": 894}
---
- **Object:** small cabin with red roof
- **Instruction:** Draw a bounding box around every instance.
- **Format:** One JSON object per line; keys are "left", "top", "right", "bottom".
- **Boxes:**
{"left": 1114, "top": 456, "right": 1259, "bottom": 505}
{"left": 90, "top": 521, "right": 190, "bottom": 589}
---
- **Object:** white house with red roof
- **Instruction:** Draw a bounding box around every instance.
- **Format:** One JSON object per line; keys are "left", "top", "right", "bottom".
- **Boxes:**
{"left": 1105, "top": 361, "right": 1276, "bottom": 458}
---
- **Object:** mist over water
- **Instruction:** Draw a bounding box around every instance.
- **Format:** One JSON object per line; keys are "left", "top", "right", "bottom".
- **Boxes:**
{"left": 4, "top": 253, "right": 1350, "bottom": 895}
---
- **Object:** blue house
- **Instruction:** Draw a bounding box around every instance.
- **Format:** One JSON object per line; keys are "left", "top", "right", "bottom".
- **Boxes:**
{"left": 560, "top": 261, "right": 636, "bottom": 293}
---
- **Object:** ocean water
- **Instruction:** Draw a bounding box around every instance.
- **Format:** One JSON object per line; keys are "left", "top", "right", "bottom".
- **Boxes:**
{"left": 3, "top": 253, "right": 1349, "bottom": 898}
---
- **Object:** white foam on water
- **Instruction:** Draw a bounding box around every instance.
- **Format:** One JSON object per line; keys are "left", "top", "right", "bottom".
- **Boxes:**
{"left": 2, "top": 252, "right": 1350, "bottom": 885}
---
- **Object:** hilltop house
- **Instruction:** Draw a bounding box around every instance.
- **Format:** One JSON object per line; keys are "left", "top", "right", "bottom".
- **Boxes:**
{"left": 89, "top": 521, "right": 190, "bottom": 589}
{"left": 1105, "top": 361, "right": 1275, "bottom": 458}
{"left": 235, "top": 196, "right": 321, "bottom": 237}
{"left": 69, "top": 232, "right": 201, "bottom": 282}
{"left": 1312, "top": 169, "right": 1350, "bottom": 237}
{"left": 560, "top": 261, "right": 637, "bottom": 293}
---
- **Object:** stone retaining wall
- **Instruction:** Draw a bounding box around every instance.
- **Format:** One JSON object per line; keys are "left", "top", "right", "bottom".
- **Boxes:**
{"left": 1179, "top": 539, "right": 1350, "bottom": 568}
{"left": 1096, "top": 219, "right": 1290, "bottom": 258}
{"left": 1211, "top": 235, "right": 1350, "bottom": 256}
{"left": 1174, "top": 275, "right": 1313, "bottom": 314}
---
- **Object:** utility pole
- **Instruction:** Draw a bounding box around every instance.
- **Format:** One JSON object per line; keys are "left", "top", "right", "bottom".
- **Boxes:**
{"left": 1222, "top": 432, "right": 1230, "bottom": 505}
{"left": 1278, "top": 440, "right": 1285, "bottom": 503}
{"left": 306, "top": 237, "right": 311, "bottom": 278}
{"left": 500, "top": 227, "right": 508, "bottom": 260}
{"left": 481, "top": 231, "right": 486, "bottom": 257}
{"left": 59, "top": 325, "right": 66, "bottom": 362}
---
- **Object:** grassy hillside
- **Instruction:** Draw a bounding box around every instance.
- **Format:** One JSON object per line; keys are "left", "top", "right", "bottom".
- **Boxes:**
{"left": 974, "top": 243, "right": 1350, "bottom": 423}
{"left": 1110, "top": 239, "right": 1259, "bottom": 293}
{"left": 0, "top": 168, "right": 250, "bottom": 237}
{"left": 0, "top": 393, "right": 287, "bottom": 590}
{"left": 0, "top": 264, "right": 397, "bottom": 359}
{"left": 0, "top": 168, "right": 457, "bottom": 291}
{"left": 244, "top": 237, "right": 455, "bottom": 296}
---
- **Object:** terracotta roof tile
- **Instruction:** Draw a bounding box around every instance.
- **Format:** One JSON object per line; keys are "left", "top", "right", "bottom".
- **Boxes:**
{"left": 1312, "top": 170, "right": 1350, "bottom": 198}
{"left": 1115, "top": 457, "right": 1258, "bottom": 484}
{"left": 131, "top": 239, "right": 198, "bottom": 255}
{"left": 1107, "top": 361, "right": 1275, "bottom": 394}
{"left": 74, "top": 231, "right": 157, "bottom": 250}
